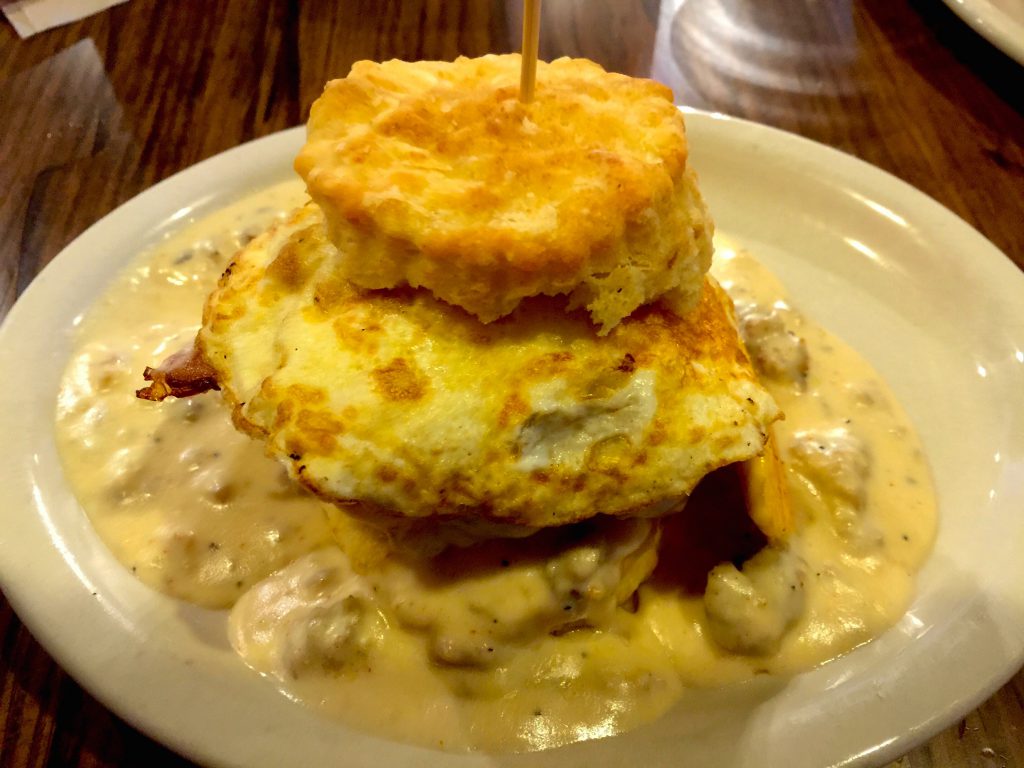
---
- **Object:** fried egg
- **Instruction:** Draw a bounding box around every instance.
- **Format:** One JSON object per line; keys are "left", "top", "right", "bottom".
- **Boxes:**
{"left": 198, "top": 205, "right": 779, "bottom": 530}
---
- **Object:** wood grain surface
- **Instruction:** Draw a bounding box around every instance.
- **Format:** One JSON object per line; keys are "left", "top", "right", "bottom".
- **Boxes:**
{"left": 1, "top": 1, "right": 1022, "bottom": 766}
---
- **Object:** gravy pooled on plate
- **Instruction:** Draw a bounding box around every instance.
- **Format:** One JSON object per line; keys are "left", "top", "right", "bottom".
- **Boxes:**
{"left": 55, "top": 182, "right": 936, "bottom": 752}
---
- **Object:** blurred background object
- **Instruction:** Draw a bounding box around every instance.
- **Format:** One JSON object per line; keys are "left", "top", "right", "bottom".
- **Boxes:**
{"left": 938, "top": 0, "right": 1024, "bottom": 65}
{"left": 2, "top": 0, "right": 128, "bottom": 38}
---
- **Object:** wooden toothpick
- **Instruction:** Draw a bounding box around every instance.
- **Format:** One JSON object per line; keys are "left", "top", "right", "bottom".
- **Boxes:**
{"left": 519, "top": 0, "right": 541, "bottom": 103}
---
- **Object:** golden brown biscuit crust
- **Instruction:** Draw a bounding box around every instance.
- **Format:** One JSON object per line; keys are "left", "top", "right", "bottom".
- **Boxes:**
{"left": 295, "top": 55, "right": 714, "bottom": 334}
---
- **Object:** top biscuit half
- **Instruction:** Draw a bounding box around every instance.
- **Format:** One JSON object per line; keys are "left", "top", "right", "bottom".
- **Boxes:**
{"left": 295, "top": 54, "right": 714, "bottom": 334}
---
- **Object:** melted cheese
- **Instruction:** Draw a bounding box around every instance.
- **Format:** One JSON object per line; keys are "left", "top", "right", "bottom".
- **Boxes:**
{"left": 54, "top": 186, "right": 937, "bottom": 753}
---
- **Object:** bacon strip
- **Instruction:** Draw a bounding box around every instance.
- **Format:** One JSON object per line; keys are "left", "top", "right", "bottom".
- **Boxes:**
{"left": 136, "top": 343, "right": 220, "bottom": 401}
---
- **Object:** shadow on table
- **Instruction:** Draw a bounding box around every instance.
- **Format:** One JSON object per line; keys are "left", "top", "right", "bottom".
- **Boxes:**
{"left": 863, "top": 0, "right": 1024, "bottom": 117}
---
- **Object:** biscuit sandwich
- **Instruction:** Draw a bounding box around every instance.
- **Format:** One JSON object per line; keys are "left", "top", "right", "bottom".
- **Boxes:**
{"left": 139, "top": 53, "right": 786, "bottom": 641}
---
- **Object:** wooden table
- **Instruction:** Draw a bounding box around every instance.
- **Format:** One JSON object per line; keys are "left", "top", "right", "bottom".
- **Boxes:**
{"left": 1, "top": 1, "right": 1021, "bottom": 765}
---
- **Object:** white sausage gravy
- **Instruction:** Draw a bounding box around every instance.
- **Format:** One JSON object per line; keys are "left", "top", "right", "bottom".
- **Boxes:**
{"left": 55, "top": 182, "right": 936, "bottom": 753}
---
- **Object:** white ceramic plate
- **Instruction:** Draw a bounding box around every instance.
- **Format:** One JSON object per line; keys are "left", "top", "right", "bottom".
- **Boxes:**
{"left": 2, "top": 112, "right": 1023, "bottom": 768}
{"left": 941, "top": 0, "right": 1024, "bottom": 65}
